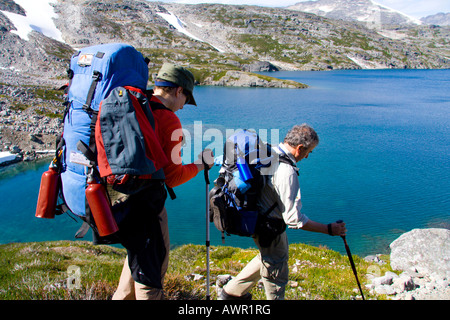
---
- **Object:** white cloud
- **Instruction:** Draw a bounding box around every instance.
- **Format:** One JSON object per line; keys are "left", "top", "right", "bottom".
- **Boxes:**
{"left": 0, "top": 0, "right": 63, "bottom": 42}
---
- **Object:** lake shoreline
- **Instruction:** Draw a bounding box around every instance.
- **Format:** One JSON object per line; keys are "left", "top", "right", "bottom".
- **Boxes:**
{"left": 1, "top": 69, "right": 448, "bottom": 261}
{"left": 0, "top": 70, "right": 308, "bottom": 168}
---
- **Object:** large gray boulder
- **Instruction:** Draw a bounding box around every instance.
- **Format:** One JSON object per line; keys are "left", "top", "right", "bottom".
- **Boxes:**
{"left": 390, "top": 228, "right": 450, "bottom": 279}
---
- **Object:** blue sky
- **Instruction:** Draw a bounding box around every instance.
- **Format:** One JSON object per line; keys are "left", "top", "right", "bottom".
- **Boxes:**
{"left": 147, "top": 0, "right": 450, "bottom": 19}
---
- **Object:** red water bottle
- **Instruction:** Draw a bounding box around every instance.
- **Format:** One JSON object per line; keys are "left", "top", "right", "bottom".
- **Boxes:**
{"left": 85, "top": 174, "right": 118, "bottom": 236}
{"left": 35, "top": 165, "right": 60, "bottom": 219}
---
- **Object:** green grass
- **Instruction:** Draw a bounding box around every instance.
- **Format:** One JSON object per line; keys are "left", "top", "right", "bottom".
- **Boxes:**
{"left": 0, "top": 241, "right": 125, "bottom": 300}
{"left": 0, "top": 241, "right": 390, "bottom": 300}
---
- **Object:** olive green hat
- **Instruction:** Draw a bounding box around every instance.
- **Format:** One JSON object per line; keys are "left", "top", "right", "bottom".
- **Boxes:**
{"left": 155, "top": 63, "right": 197, "bottom": 106}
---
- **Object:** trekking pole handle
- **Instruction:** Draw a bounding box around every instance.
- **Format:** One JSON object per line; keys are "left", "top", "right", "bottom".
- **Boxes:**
{"left": 202, "top": 154, "right": 210, "bottom": 185}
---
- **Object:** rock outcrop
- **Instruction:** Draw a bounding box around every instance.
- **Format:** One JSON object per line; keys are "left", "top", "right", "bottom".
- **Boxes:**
{"left": 390, "top": 228, "right": 450, "bottom": 280}
{"left": 202, "top": 70, "right": 308, "bottom": 88}
{"left": 366, "top": 228, "right": 450, "bottom": 300}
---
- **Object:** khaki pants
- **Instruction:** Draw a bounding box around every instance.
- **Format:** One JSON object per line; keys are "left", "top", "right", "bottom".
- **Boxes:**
{"left": 112, "top": 207, "right": 170, "bottom": 300}
{"left": 224, "top": 232, "right": 289, "bottom": 300}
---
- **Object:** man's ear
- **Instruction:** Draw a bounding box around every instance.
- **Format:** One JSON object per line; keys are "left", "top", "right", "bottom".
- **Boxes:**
{"left": 176, "top": 86, "right": 184, "bottom": 96}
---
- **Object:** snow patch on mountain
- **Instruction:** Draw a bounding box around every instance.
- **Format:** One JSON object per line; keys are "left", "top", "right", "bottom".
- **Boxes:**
{"left": 156, "top": 10, "right": 203, "bottom": 42}
{"left": 0, "top": 0, "right": 64, "bottom": 42}
{"left": 156, "top": 9, "right": 225, "bottom": 52}
{"left": 371, "top": 1, "right": 422, "bottom": 25}
{"left": 347, "top": 54, "right": 386, "bottom": 69}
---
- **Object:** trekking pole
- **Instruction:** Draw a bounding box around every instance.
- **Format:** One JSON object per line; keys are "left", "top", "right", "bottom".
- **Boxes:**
{"left": 203, "top": 156, "right": 211, "bottom": 300}
{"left": 336, "top": 220, "right": 365, "bottom": 300}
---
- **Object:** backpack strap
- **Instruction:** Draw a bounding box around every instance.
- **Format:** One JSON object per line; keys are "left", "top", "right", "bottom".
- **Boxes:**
{"left": 262, "top": 201, "right": 279, "bottom": 217}
{"left": 148, "top": 98, "right": 177, "bottom": 200}
{"left": 83, "top": 70, "right": 102, "bottom": 113}
{"left": 75, "top": 221, "right": 91, "bottom": 239}
{"left": 257, "top": 148, "right": 298, "bottom": 222}
{"left": 61, "top": 69, "right": 74, "bottom": 122}
{"left": 76, "top": 140, "right": 98, "bottom": 173}
{"left": 277, "top": 147, "right": 299, "bottom": 176}
{"left": 149, "top": 100, "right": 172, "bottom": 112}
{"left": 166, "top": 185, "right": 176, "bottom": 200}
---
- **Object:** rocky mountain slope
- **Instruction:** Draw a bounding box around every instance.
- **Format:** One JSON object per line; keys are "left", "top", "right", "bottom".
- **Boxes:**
{"left": 0, "top": 0, "right": 449, "bottom": 159}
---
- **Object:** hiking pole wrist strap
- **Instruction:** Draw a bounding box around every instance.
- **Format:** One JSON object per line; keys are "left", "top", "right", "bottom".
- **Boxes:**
{"left": 328, "top": 223, "right": 333, "bottom": 236}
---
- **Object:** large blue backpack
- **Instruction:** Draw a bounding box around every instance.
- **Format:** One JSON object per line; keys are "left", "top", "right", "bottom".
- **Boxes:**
{"left": 209, "top": 130, "right": 297, "bottom": 246}
{"left": 55, "top": 43, "right": 167, "bottom": 237}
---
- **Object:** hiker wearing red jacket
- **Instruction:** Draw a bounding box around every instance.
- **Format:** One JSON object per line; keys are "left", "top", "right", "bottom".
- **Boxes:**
{"left": 149, "top": 66, "right": 209, "bottom": 188}
{"left": 113, "top": 63, "right": 213, "bottom": 300}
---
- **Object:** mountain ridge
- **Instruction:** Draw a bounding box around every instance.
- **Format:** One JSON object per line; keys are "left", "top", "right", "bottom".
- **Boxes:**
{"left": 287, "top": 0, "right": 422, "bottom": 27}
{"left": 421, "top": 12, "right": 450, "bottom": 26}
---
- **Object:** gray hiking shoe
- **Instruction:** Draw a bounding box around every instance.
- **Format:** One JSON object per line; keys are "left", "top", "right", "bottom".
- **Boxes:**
{"left": 218, "top": 289, "right": 252, "bottom": 300}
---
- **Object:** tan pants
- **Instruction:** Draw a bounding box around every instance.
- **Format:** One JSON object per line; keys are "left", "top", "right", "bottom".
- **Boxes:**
{"left": 112, "top": 207, "right": 170, "bottom": 300}
{"left": 224, "top": 232, "right": 289, "bottom": 300}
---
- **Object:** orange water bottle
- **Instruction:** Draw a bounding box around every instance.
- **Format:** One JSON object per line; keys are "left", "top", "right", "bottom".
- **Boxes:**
{"left": 35, "top": 165, "right": 60, "bottom": 219}
{"left": 85, "top": 173, "right": 118, "bottom": 236}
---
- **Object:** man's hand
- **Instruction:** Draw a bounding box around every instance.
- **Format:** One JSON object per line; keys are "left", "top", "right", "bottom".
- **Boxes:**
{"left": 199, "top": 148, "right": 214, "bottom": 169}
{"left": 330, "top": 221, "right": 346, "bottom": 237}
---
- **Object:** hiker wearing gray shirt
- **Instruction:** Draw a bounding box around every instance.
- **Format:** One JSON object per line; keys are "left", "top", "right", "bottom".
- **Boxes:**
{"left": 220, "top": 124, "right": 347, "bottom": 300}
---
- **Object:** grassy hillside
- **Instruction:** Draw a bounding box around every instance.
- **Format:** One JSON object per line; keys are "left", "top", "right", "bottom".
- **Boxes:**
{"left": 0, "top": 240, "right": 391, "bottom": 300}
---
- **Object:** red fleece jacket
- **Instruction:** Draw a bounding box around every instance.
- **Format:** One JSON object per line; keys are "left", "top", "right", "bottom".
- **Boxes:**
{"left": 150, "top": 96, "right": 198, "bottom": 188}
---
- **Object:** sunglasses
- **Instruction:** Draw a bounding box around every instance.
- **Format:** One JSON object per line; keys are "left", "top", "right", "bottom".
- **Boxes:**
{"left": 182, "top": 88, "right": 191, "bottom": 105}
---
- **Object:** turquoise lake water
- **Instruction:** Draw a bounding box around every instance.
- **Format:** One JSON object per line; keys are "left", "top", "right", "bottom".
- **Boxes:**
{"left": 1, "top": 69, "right": 449, "bottom": 256}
